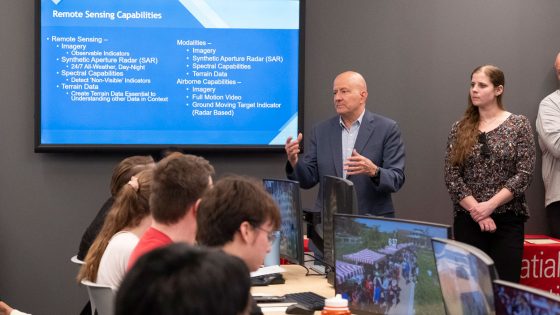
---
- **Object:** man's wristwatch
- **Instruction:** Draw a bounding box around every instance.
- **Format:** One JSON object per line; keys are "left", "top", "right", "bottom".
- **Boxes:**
{"left": 372, "top": 167, "right": 380, "bottom": 178}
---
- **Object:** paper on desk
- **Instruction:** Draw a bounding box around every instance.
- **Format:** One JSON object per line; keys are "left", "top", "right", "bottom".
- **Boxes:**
{"left": 257, "top": 302, "right": 295, "bottom": 308}
{"left": 525, "top": 238, "right": 560, "bottom": 245}
{"left": 250, "top": 265, "right": 286, "bottom": 277}
{"left": 259, "top": 305, "right": 291, "bottom": 314}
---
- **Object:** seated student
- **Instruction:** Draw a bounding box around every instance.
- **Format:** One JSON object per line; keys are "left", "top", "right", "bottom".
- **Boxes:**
{"left": 127, "top": 153, "right": 214, "bottom": 269}
{"left": 77, "top": 155, "right": 154, "bottom": 261}
{"left": 116, "top": 243, "right": 251, "bottom": 315}
{"left": 0, "top": 301, "right": 29, "bottom": 315}
{"left": 196, "top": 175, "right": 281, "bottom": 315}
{"left": 77, "top": 169, "right": 153, "bottom": 290}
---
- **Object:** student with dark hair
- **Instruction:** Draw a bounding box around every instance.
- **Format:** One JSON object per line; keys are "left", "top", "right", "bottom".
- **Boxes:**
{"left": 77, "top": 155, "right": 155, "bottom": 260}
{"left": 197, "top": 175, "right": 281, "bottom": 272}
{"left": 127, "top": 153, "right": 214, "bottom": 269}
{"left": 197, "top": 175, "right": 281, "bottom": 315}
{"left": 116, "top": 243, "right": 251, "bottom": 315}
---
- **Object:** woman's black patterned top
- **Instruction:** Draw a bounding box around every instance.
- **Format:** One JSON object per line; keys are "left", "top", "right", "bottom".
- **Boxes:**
{"left": 444, "top": 114, "right": 536, "bottom": 218}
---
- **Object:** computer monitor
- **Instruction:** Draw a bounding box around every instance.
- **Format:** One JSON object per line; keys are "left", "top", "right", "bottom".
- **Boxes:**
{"left": 322, "top": 175, "right": 359, "bottom": 284}
{"left": 333, "top": 213, "right": 451, "bottom": 315}
{"left": 263, "top": 178, "right": 304, "bottom": 265}
{"left": 431, "top": 237, "right": 499, "bottom": 315}
{"left": 493, "top": 279, "right": 560, "bottom": 315}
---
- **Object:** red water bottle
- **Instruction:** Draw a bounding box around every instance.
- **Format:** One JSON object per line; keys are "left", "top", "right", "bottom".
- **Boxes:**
{"left": 321, "top": 294, "right": 351, "bottom": 315}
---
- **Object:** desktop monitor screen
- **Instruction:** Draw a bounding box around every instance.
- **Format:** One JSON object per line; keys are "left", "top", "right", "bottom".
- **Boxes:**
{"left": 322, "top": 175, "right": 359, "bottom": 284}
{"left": 37, "top": 0, "right": 304, "bottom": 152}
{"left": 263, "top": 178, "right": 304, "bottom": 265}
{"left": 321, "top": 175, "right": 358, "bottom": 278}
{"left": 333, "top": 213, "right": 451, "bottom": 315}
{"left": 493, "top": 279, "right": 560, "bottom": 315}
{"left": 431, "top": 237, "right": 498, "bottom": 315}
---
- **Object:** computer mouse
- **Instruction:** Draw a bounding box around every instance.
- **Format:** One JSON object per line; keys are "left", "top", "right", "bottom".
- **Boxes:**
{"left": 285, "top": 303, "right": 314, "bottom": 315}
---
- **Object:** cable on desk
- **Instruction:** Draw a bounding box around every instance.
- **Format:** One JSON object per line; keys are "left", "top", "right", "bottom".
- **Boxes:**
{"left": 302, "top": 253, "right": 335, "bottom": 277}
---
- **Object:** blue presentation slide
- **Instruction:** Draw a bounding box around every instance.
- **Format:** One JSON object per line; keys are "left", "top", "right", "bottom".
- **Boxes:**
{"left": 40, "top": 0, "right": 300, "bottom": 146}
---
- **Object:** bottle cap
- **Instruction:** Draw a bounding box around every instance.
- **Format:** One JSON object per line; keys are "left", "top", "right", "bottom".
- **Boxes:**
{"left": 324, "top": 294, "right": 348, "bottom": 308}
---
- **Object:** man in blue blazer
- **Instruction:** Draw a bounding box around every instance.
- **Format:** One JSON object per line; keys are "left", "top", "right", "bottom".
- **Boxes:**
{"left": 285, "top": 71, "right": 405, "bottom": 222}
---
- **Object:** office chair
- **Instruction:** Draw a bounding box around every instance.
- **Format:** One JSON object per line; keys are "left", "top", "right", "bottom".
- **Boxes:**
{"left": 71, "top": 255, "right": 85, "bottom": 265}
{"left": 80, "top": 279, "right": 115, "bottom": 315}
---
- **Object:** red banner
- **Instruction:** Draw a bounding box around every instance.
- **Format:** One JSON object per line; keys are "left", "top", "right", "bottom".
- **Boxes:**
{"left": 520, "top": 235, "right": 560, "bottom": 295}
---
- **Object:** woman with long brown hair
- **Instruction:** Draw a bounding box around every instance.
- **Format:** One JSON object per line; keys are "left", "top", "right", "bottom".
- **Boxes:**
{"left": 444, "top": 65, "right": 535, "bottom": 282}
{"left": 77, "top": 168, "right": 153, "bottom": 289}
{"left": 77, "top": 155, "right": 154, "bottom": 260}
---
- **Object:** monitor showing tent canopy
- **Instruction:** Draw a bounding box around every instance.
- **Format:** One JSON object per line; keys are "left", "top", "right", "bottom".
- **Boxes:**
{"left": 333, "top": 213, "right": 451, "bottom": 315}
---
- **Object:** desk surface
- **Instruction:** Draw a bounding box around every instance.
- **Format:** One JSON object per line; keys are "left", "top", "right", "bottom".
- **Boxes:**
{"left": 252, "top": 265, "right": 335, "bottom": 314}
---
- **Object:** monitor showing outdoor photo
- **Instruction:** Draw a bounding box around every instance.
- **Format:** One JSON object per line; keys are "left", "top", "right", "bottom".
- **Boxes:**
{"left": 493, "top": 279, "right": 560, "bottom": 315}
{"left": 333, "top": 213, "right": 451, "bottom": 315}
{"left": 263, "top": 178, "right": 304, "bottom": 265}
{"left": 432, "top": 237, "right": 499, "bottom": 315}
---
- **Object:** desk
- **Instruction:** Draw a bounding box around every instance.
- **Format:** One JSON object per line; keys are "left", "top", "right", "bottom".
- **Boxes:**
{"left": 252, "top": 265, "right": 335, "bottom": 314}
{"left": 520, "top": 234, "right": 560, "bottom": 294}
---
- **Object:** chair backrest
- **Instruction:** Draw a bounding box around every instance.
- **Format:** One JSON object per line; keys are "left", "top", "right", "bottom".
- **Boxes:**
{"left": 71, "top": 255, "right": 85, "bottom": 265}
{"left": 81, "top": 279, "right": 115, "bottom": 315}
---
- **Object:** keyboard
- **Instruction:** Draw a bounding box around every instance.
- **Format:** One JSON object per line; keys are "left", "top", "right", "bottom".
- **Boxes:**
{"left": 284, "top": 291, "right": 326, "bottom": 310}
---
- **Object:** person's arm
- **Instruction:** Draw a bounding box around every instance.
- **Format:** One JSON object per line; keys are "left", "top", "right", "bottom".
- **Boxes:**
{"left": 0, "top": 302, "right": 13, "bottom": 315}
{"left": 375, "top": 122, "right": 405, "bottom": 192}
{"left": 286, "top": 126, "right": 320, "bottom": 189}
{"left": 344, "top": 149, "right": 378, "bottom": 176}
{"left": 461, "top": 195, "right": 498, "bottom": 232}
{"left": 477, "top": 217, "right": 497, "bottom": 233}
{"left": 470, "top": 116, "right": 535, "bottom": 222}
{"left": 469, "top": 189, "right": 513, "bottom": 222}
{"left": 0, "top": 301, "right": 31, "bottom": 315}
{"left": 444, "top": 124, "right": 497, "bottom": 231}
{"left": 502, "top": 116, "right": 536, "bottom": 198}
{"left": 536, "top": 96, "right": 560, "bottom": 158}
{"left": 345, "top": 122, "right": 405, "bottom": 192}
{"left": 285, "top": 133, "right": 302, "bottom": 168}
{"left": 459, "top": 195, "right": 478, "bottom": 211}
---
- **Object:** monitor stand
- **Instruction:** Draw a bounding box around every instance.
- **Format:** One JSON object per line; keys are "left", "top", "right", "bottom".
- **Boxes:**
{"left": 309, "top": 264, "right": 325, "bottom": 275}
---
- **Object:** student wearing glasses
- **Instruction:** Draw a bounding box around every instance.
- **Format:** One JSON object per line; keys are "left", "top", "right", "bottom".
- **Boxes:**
{"left": 444, "top": 65, "right": 536, "bottom": 283}
{"left": 196, "top": 175, "right": 281, "bottom": 315}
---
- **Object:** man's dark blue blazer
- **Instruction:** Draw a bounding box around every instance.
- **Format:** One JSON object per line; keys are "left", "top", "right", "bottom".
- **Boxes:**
{"left": 286, "top": 110, "right": 405, "bottom": 217}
